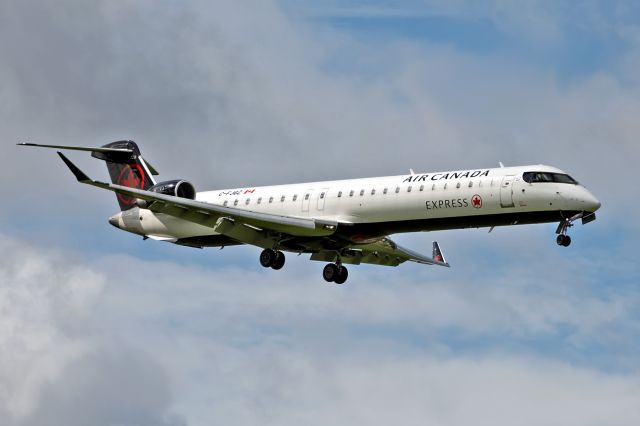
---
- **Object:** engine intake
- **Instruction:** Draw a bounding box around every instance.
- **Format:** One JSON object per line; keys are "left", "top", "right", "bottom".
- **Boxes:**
{"left": 148, "top": 179, "right": 196, "bottom": 199}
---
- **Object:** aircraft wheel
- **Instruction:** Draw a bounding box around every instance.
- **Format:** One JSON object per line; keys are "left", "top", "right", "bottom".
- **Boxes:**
{"left": 556, "top": 235, "right": 571, "bottom": 247}
{"left": 323, "top": 263, "right": 339, "bottom": 282}
{"left": 271, "top": 251, "right": 286, "bottom": 270}
{"left": 259, "top": 248, "right": 277, "bottom": 267}
{"left": 334, "top": 266, "right": 348, "bottom": 284}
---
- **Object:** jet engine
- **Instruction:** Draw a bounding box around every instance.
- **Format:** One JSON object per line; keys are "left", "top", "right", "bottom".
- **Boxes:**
{"left": 148, "top": 179, "right": 196, "bottom": 199}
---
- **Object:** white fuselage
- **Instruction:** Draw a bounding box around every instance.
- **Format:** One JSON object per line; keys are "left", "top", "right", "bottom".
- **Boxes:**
{"left": 116, "top": 164, "right": 600, "bottom": 242}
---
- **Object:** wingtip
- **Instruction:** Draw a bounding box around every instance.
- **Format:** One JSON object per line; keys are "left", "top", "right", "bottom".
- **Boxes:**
{"left": 57, "top": 151, "right": 91, "bottom": 182}
{"left": 432, "top": 241, "right": 449, "bottom": 266}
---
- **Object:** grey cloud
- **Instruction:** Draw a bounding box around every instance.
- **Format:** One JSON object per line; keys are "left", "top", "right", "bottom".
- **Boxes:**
{"left": 1, "top": 2, "right": 639, "bottom": 423}
{"left": 0, "top": 234, "right": 184, "bottom": 426}
{"left": 3, "top": 0, "right": 638, "bottom": 209}
{"left": 20, "top": 345, "right": 186, "bottom": 426}
{"left": 1, "top": 225, "right": 638, "bottom": 425}
{"left": 87, "top": 250, "right": 640, "bottom": 425}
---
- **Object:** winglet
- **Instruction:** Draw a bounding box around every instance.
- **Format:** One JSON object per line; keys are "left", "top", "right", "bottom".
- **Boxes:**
{"left": 432, "top": 241, "right": 448, "bottom": 266}
{"left": 57, "top": 151, "right": 91, "bottom": 182}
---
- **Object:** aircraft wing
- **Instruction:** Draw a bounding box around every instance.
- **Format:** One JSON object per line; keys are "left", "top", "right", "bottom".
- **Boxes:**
{"left": 57, "top": 152, "right": 448, "bottom": 267}
{"left": 57, "top": 152, "right": 337, "bottom": 237}
{"left": 310, "top": 238, "right": 450, "bottom": 267}
{"left": 359, "top": 239, "right": 449, "bottom": 266}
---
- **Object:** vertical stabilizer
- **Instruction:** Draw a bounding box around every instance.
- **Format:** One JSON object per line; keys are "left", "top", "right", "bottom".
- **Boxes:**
{"left": 91, "top": 140, "right": 157, "bottom": 210}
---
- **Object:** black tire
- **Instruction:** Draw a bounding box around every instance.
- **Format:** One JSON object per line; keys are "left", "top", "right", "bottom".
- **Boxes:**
{"left": 334, "top": 266, "right": 348, "bottom": 284}
{"left": 562, "top": 235, "right": 572, "bottom": 247}
{"left": 556, "top": 235, "right": 566, "bottom": 246}
{"left": 271, "top": 251, "right": 286, "bottom": 270}
{"left": 323, "top": 263, "right": 339, "bottom": 282}
{"left": 259, "top": 248, "right": 277, "bottom": 268}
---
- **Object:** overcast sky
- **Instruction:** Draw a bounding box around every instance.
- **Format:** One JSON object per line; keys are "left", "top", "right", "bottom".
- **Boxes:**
{"left": 1, "top": 1, "right": 639, "bottom": 425}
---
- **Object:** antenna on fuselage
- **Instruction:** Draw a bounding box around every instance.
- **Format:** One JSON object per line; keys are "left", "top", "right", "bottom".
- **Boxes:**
{"left": 499, "top": 162, "right": 505, "bottom": 168}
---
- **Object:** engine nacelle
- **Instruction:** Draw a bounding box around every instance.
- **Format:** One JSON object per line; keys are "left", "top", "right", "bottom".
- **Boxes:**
{"left": 148, "top": 179, "right": 196, "bottom": 199}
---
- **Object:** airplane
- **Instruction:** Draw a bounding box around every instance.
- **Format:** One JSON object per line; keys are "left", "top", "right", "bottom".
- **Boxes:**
{"left": 19, "top": 140, "right": 601, "bottom": 284}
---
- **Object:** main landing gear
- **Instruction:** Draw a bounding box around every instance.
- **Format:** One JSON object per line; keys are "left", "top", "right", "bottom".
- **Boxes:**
{"left": 323, "top": 262, "right": 349, "bottom": 284}
{"left": 259, "top": 248, "right": 350, "bottom": 284}
{"left": 259, "top": 248, "right": 285, "bottom": 270}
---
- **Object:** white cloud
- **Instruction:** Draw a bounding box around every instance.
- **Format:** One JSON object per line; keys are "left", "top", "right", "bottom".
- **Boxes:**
{"left": 3, "top": 0, "right": 638, "bottom": 220}
{"left": 0, "top": 230, "right": 638, "bottom": 425}
{"left": 1, "top": 1, "right": 640, "bottom": 424}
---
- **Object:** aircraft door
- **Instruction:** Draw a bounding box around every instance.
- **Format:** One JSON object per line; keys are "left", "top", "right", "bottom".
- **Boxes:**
{"left": 500, "top": 175, "right": 515, "bottom": 208}
{"left": 317, "top": 188, "right": 330, "bottom": 211}
{"left": 302, "top": 189, "right": 314, "bottom": 212}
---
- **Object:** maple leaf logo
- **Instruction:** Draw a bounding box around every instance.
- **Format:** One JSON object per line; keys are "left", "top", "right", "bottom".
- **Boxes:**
{"left": 116, "top": 164, "right": 144, "bottom": 206}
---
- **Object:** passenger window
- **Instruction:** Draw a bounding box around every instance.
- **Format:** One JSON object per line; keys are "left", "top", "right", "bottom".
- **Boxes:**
{"left": 419, "top": 185, "right": 424, "bottom": 191}
{"left": 293, "top": 194, "right": 298, "bottom": 201}
{"left": 371, "top": 189, "right": 376, "bottom": 195}
{"left": 432, "top": 184, "right": 435, "bottom": 190}
{"left": 395, "top": 187, "right": 400, "bottom": 193}
{"left": 456, "top": 182, "right": 461, "bottom": 189}
{"left": 223, "top": 200, "right": 228, "bottom": 207}
{"left": 359, "top": 189, "right": 364, "bottom": 196}
{"left": 280, "top": 195, "right": 285, "bottom": 202}
{"left": 444, "top": 183, "right": 448, "bottom": 189}
{"left": 349, "top": 190, "right": 354, "bottom": 197}
{"left": 407, "top": 186, "right": 412, "bottom": 192}
{"left": 468, "top": 181, "right": 473, "bottom": 188}
{"left": 338, "top": 191, "right": 342, "bottom": 197}
{"left": 269, "top": 197, "right": 274, "bottom": 203}
{"left": 245, "top": 198, "right": 250, "bottom": 205}
{"left": 234, "top": 199, "right": 238, "bottom": 206}
{"left": 257, "top": 197, "right": 262, "bottom": 204}
{"left": 383, "top": 188, "right": 388, "bottom": 194}
{"left": 305, "top": 193, "right": 310, "bottom": 200}
{"left": 320, "top": 192, "right": 325, "bottom": 199}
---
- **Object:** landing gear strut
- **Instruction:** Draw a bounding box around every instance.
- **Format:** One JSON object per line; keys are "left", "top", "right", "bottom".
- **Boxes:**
{"left": 555, "top": 215, "right": 578, "bottom": 247}
{"left": 259, "top": 248, "right": 286, "bottom": 269}
{"left": 323, "top": 262, "right": 348, "bottom": 284}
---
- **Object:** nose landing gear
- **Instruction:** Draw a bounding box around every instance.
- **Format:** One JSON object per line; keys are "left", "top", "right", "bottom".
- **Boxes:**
{"left": 556, "top": 234, "right": 572, "bottom": 247}
{"left": 555, "top": 212, "right": 584, "bottom": 247}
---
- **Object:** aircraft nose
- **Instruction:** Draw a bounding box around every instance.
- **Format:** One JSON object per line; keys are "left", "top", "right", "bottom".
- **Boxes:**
{"left": 108, "top": 213, "right": 121, "bottom": 229}
{"left": 583, "top": 190, "right": 601, "bottom": 212}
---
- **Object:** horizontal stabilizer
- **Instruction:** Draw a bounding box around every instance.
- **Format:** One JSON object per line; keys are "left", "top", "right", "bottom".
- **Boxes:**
{"left": 18, "top": 141, "right": 159, "bottom": 175}
{"left": 19, "top": 142, "right": 133, "bottom": 154}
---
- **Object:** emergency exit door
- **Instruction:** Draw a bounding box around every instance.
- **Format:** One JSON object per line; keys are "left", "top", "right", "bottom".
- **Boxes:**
{"left": 500, "top": 175, "right": 515, "bottom": 208}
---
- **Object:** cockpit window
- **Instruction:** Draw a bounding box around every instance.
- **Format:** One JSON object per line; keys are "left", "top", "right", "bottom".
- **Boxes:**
{"left": 523, "top": 172, "right": 578, "bottom": 184}
{"left": 553, "top": 174, "right": 578, "bottom": 184}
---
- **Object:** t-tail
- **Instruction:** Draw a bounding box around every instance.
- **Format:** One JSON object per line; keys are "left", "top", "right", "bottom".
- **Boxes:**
{"left": 17, "top": 140, "right": 159, "bottom": 210}
{"left": 91, "top": 141, "right": 157, "bottom": 210}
